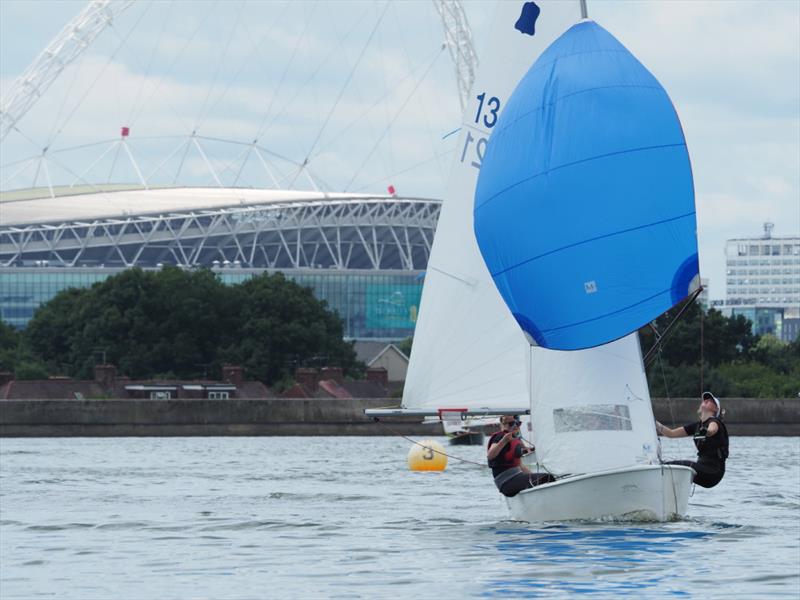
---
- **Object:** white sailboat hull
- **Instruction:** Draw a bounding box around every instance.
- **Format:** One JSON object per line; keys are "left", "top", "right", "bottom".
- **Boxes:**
{"left": 506, "top": 464, "right": 694, "bottom": 523}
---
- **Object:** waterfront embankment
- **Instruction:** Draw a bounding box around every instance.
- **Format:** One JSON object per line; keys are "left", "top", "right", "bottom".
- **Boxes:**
{"left": 0, "top": 397, "right": 797, "bottom": 437}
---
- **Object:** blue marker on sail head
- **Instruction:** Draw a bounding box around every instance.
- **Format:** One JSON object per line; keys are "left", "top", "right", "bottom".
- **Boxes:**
{"left": 514, "top": 2, "right": 541, "bottom": 36}
{"left": 474, "top": 20, "right": 699, "bottom": 351}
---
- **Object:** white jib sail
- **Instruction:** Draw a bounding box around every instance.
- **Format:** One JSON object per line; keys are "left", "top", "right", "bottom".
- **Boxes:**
{"left": 402, "top": 1, "right": 583, "bottom": 412}
{"left": 530, "top": 333, "right": 660, "bottom": 475}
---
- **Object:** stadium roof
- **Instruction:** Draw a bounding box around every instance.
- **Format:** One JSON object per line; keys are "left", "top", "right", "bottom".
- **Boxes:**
{"left": 0, "top": 186, "right": 397, "bottom": 227}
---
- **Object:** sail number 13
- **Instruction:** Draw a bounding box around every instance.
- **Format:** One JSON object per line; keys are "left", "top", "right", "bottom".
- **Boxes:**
{"left": 461, "top": 92, "right": 501, "bottom": 170}
{"left": 475, "top": 92, "right": 500, "bottom": 128}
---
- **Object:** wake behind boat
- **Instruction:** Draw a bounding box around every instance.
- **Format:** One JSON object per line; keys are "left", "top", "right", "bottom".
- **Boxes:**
{"left": 368, "top": 0, "right": 700, "bottom": 522}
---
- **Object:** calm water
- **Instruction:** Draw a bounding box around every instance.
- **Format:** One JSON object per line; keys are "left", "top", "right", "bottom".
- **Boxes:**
{"left": 1, "top": 435, "right": 798, "bottom": 599}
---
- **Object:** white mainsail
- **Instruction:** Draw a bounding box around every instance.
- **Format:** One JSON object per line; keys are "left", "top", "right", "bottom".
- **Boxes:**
{"left": 402, "top": 0, "right": 583, "bottom": 412}
{"left": 530, "top": 335, "right": 659, "bottom": 475}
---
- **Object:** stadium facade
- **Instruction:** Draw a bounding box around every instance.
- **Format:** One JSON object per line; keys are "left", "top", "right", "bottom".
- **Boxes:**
{"left": 0, "top": 186, "right": 440, "bottom": 340}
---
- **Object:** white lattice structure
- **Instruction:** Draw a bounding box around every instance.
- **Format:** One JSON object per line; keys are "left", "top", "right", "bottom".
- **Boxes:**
{"left": 0, "top": 187, "right": 440, "bottom": 270}
{"left": 433, "top": 0, "right": 479, "bottom": 112}
{"left": 0, "top": 0, "right": 134, "bottom": 143}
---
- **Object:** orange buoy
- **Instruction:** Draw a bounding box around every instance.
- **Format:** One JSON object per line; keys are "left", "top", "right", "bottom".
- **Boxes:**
{"left": 407, "top": 439, "right": 447, "bottom": 471}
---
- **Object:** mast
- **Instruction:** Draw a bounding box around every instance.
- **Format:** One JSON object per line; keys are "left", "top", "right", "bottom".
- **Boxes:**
{"left": 580, "top": 0, "right": 589, "bottom": 19}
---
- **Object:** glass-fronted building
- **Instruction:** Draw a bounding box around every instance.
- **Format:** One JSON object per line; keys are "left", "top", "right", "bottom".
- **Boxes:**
{"left": 0, "top": 187, "right": 440, "bottom": 340}
{"left": 0, "top": 267, "right": 423, "bottom": 339}
{"left": 724, "top": 224, "right": 800, "bottom": 341}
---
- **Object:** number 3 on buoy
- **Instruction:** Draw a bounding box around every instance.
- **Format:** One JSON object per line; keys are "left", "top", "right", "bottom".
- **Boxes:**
{"left": 408, "top": 439, "right": 447, "bottom": 471}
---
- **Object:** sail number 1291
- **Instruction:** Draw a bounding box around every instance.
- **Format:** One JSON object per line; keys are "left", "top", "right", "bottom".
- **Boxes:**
{"left": 461, "top": 92, "right": 501, "bottom": 170}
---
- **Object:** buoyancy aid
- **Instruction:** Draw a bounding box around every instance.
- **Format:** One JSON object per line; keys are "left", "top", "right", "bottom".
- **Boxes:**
{"left": 487, "top": 432, "right": 523, "bottom": 470}
{"left": 693, "top": 416, "right": 729, "bottom": 462}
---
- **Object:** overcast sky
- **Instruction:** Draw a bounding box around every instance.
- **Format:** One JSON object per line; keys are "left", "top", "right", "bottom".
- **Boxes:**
{"left": 1, "top": 0, "right": 798, "bottom": 301}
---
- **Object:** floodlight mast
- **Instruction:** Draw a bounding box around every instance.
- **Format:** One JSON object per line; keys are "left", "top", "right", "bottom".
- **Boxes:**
{"left": 433, "top": 0, "right": 479, "bottom": 112}
{"left": 0, "top": 0, "right": 134, "bottom": 143}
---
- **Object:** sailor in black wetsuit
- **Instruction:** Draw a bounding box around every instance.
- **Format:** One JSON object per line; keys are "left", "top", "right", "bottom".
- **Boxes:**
{"left": 656, "top": 391, "right": 729, "bottom": 488}
{"left": 487, "top": 415, "right": 555, "bottom": 497}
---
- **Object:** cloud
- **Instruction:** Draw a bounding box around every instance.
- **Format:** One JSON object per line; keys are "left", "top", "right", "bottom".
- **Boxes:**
{"left": 2, "top": 0, "right": 798, "bottom": 301}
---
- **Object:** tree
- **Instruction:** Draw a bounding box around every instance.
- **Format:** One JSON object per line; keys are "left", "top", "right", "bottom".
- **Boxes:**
{"left": 0, "top": 320, "right": 20, "bottom": 371}
{"left": 749, "top": 334, "right": 799, "bottom": 375}
{"left": 396, "top": 336, "right": 413, "bottom": 357}
{"left": 640, "top": 298, "right": 799, "bottom": 398}
{"left": 22, "top": 267, "right": 361, "bottom": 385}
{"left": 639, "top": 302, "right": 756, "bottom": 369}
{"left": 25, "top": 267, "right": 238, "bottom": 379}
{"left": 221, "top": 273, "right": 360, "bottom": 383}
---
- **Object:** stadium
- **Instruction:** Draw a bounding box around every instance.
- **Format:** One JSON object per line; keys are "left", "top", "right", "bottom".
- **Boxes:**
{"left": 0, "top": 186, "right": 440, "bottom": 338}
{"left": 0, "top": 1, "right": 479, "bottom": 340}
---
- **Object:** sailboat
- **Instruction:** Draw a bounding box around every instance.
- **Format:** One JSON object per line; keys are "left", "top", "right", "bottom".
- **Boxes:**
{"left": 441, "top": 415, "right": 495, "bottom": 446}
{"left": 368, "top": 0, "right": 697, "bottom": 522}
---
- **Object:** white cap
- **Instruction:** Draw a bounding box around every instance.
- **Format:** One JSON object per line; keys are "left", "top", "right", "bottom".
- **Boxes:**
{"left": 702, "top": 391, "right": 721, "bottom": 417}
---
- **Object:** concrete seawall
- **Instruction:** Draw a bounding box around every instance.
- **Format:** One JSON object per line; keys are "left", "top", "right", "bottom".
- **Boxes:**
{"left": 0, "top": 397, "right": 798, "bottom": 437}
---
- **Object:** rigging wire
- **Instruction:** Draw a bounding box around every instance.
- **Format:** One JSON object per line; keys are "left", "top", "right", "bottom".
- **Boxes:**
{"left": 375, "top": 7, "right": 396, "bottom": 181}
{"left": 44, "top": 43, "right": 86, "bottom": 150}
{"left": 342, "top": 45, "right": 444, "bottom": 192}
{"left": 700, "top": 301, "right": 705, "bottom": 394}
{"left": 252, "top": 0, "right": 320, "bottom": 156}
{"left": 655, "top": 351, "right": 683, "bottom": 512}
{"left": 107, "top": 140, "right": 123, "bottom": 183}
{"left": 351, "top": 147, "right": 455, "bottom": 193}
{"left": 390, "top": 1, "right": 450, "bottom": 183}
{"left": 47, "top": 1, "right": 152, "bottom": 151}
{"left": 206, "top": 2, "right": 292, "bottom": 128}
{"left": 193, "top": 0, "right": 247, "bottom": 132}
{"left": 126, "top": 0, "right": 173, "bottom": 125}
{"left": 309, "top": 1, "right": 396, "bottom": 187}
{"left": 128, "top": 1, "right": 220, "bottom": 130}
{"left": 293, "top": 1, "right": 391, "bottom": 186}
{"left": 310, "top": 45, "right": 443, "bottom": 159}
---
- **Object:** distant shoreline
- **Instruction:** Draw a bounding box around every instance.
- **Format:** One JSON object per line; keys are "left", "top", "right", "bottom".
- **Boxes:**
{"left": 0, "top": 397, "right": 797, "bottom": 437}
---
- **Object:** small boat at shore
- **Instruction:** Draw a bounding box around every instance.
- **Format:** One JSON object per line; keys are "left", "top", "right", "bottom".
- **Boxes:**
{"left": 447, "top": 429, "right": 485, "bottom": 446}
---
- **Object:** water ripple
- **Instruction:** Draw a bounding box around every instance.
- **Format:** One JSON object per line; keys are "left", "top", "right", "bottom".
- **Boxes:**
{"left": 0, "top": 436, "right": 797, "bottom": 599}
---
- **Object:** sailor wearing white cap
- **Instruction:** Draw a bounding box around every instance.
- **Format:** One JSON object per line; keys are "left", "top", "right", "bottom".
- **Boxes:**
{"left": 655, "top": 391, "right": 729, "bottom": 488}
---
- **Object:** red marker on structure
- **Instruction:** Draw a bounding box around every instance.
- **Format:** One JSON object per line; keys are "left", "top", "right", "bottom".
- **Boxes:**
{"left": 121, "top": 126, "right": 130, "bottom": 137}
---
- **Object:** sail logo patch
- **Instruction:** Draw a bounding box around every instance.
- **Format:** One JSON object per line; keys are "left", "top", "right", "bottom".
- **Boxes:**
{"left": 584, "top": 280, "right": 598, "bottom": 294}
{"left": 515, "top": 2, "right": 541, "bottom": 36}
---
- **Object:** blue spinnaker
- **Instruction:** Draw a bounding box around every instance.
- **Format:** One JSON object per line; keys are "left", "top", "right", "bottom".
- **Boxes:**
{"left": 474, "top": 20, "right": 698, "bottom": 351}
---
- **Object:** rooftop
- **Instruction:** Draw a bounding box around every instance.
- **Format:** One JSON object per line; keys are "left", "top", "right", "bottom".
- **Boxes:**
{"left": 0, "top": 186, "right": 419, "bottom": 227}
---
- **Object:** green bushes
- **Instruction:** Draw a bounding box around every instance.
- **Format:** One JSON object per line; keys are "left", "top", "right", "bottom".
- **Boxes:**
{"left": 641, "top": 301, "right": 798, "bottom": 398}
{"left": 15, "top": 267, "right": 361, "bottom": 384}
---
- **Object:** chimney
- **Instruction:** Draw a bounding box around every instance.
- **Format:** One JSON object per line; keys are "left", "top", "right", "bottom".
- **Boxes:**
{"left": 222, "top": 365, "right": 244, "bottom": 387}
{"left": 366, "top": 367, "right": 388, "bottom": 388}
{"left": 320, "top": 366, "right": 343, "bottom": 384}
{"left": 295, "top": 367, "right": 319, "bottom": 392}
{"left": 94, "top": 364, "right": 117, "bottom": 391}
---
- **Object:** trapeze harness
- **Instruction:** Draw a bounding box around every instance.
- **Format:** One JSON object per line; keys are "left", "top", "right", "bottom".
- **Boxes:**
{"left": 667, "top": 416, "right": 729, "bottom": 488}
{"left": 487, "top": 432, "right": 554, "bottom": 497}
